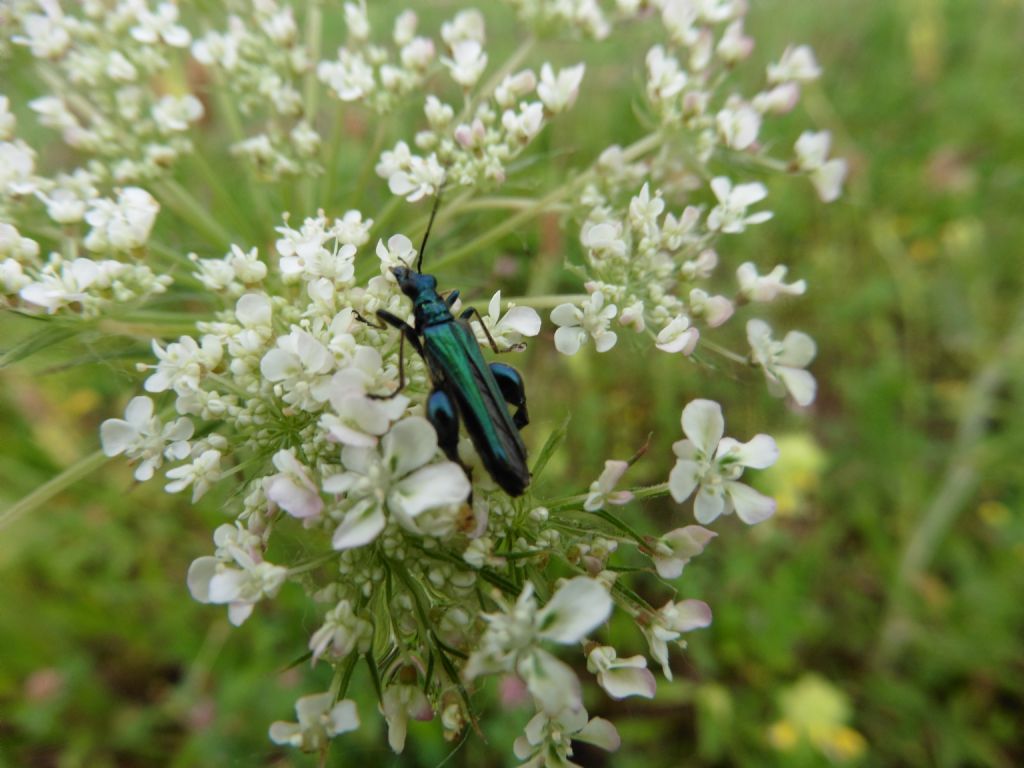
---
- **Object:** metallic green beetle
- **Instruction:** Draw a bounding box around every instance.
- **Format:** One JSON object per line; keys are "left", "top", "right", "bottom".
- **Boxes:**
{"left": 370, "top": 198, "right": 530, "bottom": 496}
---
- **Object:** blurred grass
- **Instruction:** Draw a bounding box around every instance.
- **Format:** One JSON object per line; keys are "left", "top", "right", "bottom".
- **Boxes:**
{"left": 3, "top": 0, "right": 1024, "bottom": 766}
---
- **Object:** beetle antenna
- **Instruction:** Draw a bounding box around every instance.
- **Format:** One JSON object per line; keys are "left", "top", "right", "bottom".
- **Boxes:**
{"left": 416, "top": 187, "right": 444, "bottom": 273}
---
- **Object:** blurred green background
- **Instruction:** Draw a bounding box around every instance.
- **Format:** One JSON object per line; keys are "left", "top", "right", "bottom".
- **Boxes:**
{"left": 2, "top": 0, "right": 1023, "bottom": 765}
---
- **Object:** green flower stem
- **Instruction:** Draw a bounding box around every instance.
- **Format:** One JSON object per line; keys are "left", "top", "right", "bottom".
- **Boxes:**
{"left": 212, "top": 82, "right": 278, "bottom": 232}
{"left": 632, "top": 481, "right": 671, "bottom": 501}
{"left": 287, "top": 551, "right": 337, "bottom": 577}
{"left": 348, "top": 121, "right": 387, "bottom": 211}
{"left": 368, "top": 195, "right": 404, "bottom": 240}
{"left": 589, "top": 507, "right": 649, "bottom": 545}
{"left": 300, "top": 0, "right": 323, "bottom": 216}
{"left": 430, "top": 130, "right": 665, "bottom": 271}
{"left": 0, "top": 449, "right": 110, "bottom": 531}
{"left": 184, "top": 147, "right": 259, "bottom": 242}
{"left": 456, "top": 196, "right": 569, "bottom": 214}
{"left": 463, "top": 293, "right": 588, "bottom": 311}
{"left": 318, "top": 99, "right": 346, "bottom": 205}
{"left": 154, "top": 179, "right": 234, "bottom": 252}
{"left": 700, "top": 338, "right": 750, "bottom": 365}
{"left": 98, "top": 320, "right": 204, "bottom": 338}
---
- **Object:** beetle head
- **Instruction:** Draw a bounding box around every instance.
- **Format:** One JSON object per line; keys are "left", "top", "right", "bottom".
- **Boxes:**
{"left": 391, "top": 265, "right": 437, "bottom": 298}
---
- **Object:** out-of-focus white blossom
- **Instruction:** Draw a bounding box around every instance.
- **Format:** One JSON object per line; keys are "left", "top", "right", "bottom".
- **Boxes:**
{"left": 747, "top": 319, "right": 818, "bottom": 406}
{"left": 83, "top": 187, "right": 160, "bottom": 252}
{"left": 537, "top": 63, "right": 585, "bottom": 113}
{"left": 269, "top": 693, "right": 360, "bottom": 751}
{"left": 737, "top": 262, "right": 807, "bottom": 302}
{"left": 643, "top": 598, "right": 713, "bottom": 679}
{"left": 795, "top": 130, "right": 848, "bottom": 203}
{"left": 707, "top": 177, "right": 773, "bottom": 233}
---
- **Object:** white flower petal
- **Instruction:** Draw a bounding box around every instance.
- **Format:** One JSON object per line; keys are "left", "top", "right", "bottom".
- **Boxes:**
{"left": 382, "top": 417, "right": 437, "bottom": 477}
{"left": 100, "top": 419, "right": 136, "bottom": 456}
{"left": 554, "top": 326, "right": 585, "bottom": 355}
{"left": 731, "top": 434, "right": 778, "bottom": 469}
{"left": 681, "top": 399, "right": 724, "bottom": 455}
{"left": 502, "top": 305, "right": 542, "bottom": 336}
{"left": 537, "top": 577, "right": 612, "bottom": 643}
{"left": 332, "top": 502, "right": 386, "bottom": 550}
{"left": 694, "top": 487, "right": 726, "bottom": 525}
{"left": 726, "top": 481, "right": 776, "bottom": 524}
{"left": 778, "top": 366, "right": 817, "bottom": 406}
{"left": 576, "top": 717, "right": 621, "bottom": 751}
{"left": 390, "top": 461, "right": 470, "bottom": 518}
{"left": 267, "top": 476, "right": 323, "bottom": 519}
{"left": 186, "top": 556, "right": 219, "bottom": 602}
{"left": 599, "top": 666, "right": 657, "bottom": 700}
{"left": 668, "top": 459, "right": 700, "bottom": 503}
{"left": 518, "top": 648, "right": 582, "bottom": 716}
{"left": 779, "top": 331, "right": 817, "bottom": 367}
{"left": 236, "top": 293, "right": 271, "bottom": 326}
{"left": 669, "top": 599, "right": 713, "bottom": 631}
{"left": 550, "top": 303, "right": 581, "bottom": 327}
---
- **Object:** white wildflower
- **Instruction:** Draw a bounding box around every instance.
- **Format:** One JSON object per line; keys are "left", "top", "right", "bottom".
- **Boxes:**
{"left": 551, "top": 292, "right": 618, "bottom": 355}
{"left": 707, "top": 177, "right": 773, "bottom": 233}
{"left": 165, "top": 449, "right": 222, "bottom": 502}
{"left": 768, "top": 45, "right": 822, "bottom": 84}
{"left": 323, "top": 417, "right": 470, "bottom": 550}
{"left": 265, "top": 449, "right": 324, "bottom": 521}
{"left": 584, "top": 460, "right": 634, "bottom": 511}
{"left": 471, "top": 291, "right": 541, "bottom": 349}
{"left": 655, "top": 315, "right": 700, "bottom": 355}
{"left": 269, "top": 694, "right": 360, "bottom": 751}
{"left": 643, "top": 598, "right": 713, "bottom": 679}
{"left": 794, "top": 130, "right": 847, "bottom": 203}
{"left": 537, "top": 63, "right": 585, "bottom": 114}
{"left": 746, "top": 319, "right": 817, "bottom": 406}
{"left": 669, "top": 399, "right": 779, "bottom": 525}
{"left": 100, "top": 396, "right": 193, "bottom": 481}
{"left": 513, "top": 706, "right": 620, "bottom": 767}
{"left": 649, "top": 525, "right": 716, "bottom": 579}
{"left": 737, "top": 263, "right": 807, "bottom": 302}
{"left": 586, "top": 646, "right": 656, "bottom": 699}
{"left": 466, "top": 578, "right": 613, "bottom": 716}
{"left": 83, "top": 187, "right": 160, "bottom": 252}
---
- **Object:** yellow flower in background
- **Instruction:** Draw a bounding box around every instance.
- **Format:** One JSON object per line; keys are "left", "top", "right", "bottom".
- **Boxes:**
{"left": 768, "top": 674, "right": 866, "bottom": 762}
{"left": 756, "top": 433, "right": 826, "bottom": 517}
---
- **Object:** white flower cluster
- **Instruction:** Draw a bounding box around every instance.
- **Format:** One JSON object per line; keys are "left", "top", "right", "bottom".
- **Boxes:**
{"left": 192, "top": 0, "right": 318, "bottom": 178}
{"left": 10, "top": 1, "right": 201, "bottom": 183}
{"left": 2, "top": 179, "right": 169, "bottom": 314}
{"left": 362, "top": 9, "right": 587, "bottom": 198}
{"left": 92, "top": 209, "right": 779, "bottom": 761}
{"left": 546, "top": 1, "right": 838, "bottom": 409}
{"left": 318, "top": 4, "right": 436, "bottom": 113}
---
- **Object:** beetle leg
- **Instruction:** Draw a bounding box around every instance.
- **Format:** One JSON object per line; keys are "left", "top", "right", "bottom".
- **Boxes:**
{"left": 488, "top": 362, "right": 529, "bottom": 430}
{"left": 443, "top": 289, "right": 460, "bottom": 309}
{"left": 369, "top": 310, "right": 423, "bottom": 400}
{"left": 459, "top": 306, "right": 522, "bottom": 354}
{"left": 353, "top": 310, "right": 387, "bottom": 329}
{"left": 426, "top": 387, "right": 461, "bottom": 465}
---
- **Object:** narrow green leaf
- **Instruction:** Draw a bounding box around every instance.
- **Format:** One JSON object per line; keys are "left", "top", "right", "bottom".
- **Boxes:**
{"left": 530, "top": 413, "right": 571, "bottom": 481}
